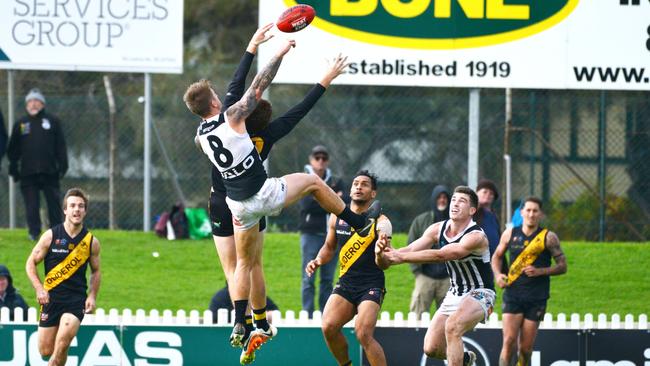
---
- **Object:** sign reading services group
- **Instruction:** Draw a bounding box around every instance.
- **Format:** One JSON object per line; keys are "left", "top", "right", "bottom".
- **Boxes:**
{"left": 0, "top": 0, "right": 183, "bottom": 73}
{"left": 258, "top": 0, "right": 650, "bottom": 90}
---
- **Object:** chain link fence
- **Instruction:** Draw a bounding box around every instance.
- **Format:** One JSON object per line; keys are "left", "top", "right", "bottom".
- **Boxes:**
{"left": 1, "top": 69, "right": 648, "bottom": 240}
{"left": 508, "top": 90, "right": 650, "bottom": 241}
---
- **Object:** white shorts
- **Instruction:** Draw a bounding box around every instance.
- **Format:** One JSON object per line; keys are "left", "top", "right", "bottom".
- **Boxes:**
{"left": 226, "top": 177, "right": 287, "bottom": 231}
{"left": 437, "top": 288, "right": 496, "bottom": 323}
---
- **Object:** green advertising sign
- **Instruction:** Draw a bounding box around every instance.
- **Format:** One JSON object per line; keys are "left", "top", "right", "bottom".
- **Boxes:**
{"left": 0, "top": 324, "right": 361, "bottom": 365}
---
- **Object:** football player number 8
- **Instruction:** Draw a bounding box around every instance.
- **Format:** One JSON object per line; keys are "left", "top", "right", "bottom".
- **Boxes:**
{"left": 207, "top": 135, "right": 233, "bottom": 167}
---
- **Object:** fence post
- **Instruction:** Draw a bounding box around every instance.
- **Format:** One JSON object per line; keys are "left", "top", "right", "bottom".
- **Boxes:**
{"left": 541, "top": 93, "right": 550, "bottom": 203}
{"left": 598, "top": 91, "right": 607, "bottom": 242}
{"left": 7, "top": 70, "right": 16, "bottom": 228}
{"left": 468, "top": 89, "right": 480, "bottom": 189}
{"left": 503, "top": 88, "right": 512, "bottom": 226}
{"left": 529, "top": 91, "right": 536, "bottom": 196}
{"left": 143, "top": 73, "right": 152, "bottom": 231}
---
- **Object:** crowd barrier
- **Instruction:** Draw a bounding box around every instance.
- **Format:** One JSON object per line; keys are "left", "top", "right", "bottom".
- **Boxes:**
{"left": 1, "top": 307, "right": 648, "bottom": 365}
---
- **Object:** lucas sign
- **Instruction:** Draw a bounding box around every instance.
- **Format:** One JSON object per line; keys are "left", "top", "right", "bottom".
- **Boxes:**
{"left": 258, "top": 0, "right": 650, "bottom": 90}
{"left": 0, "top": 0, "right": 183, "bottom": 73}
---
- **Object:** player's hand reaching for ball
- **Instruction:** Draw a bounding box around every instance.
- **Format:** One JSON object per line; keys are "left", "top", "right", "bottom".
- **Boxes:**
{"left": 276, "top": 39, "right": 296, "bottom": 56}
{"left": 305, "top": 257, "right": 322, "bottom": 277}
{"left": 320, "top": 53, "right": 350, "bottom": 88}
{"left": 248, "top": 23, "right": 275, "bottom": 53}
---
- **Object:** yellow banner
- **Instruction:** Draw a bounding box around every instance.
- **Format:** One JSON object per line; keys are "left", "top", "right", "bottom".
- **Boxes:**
{"left": 506, "top": 228, "right": 547, "bottom": 285}
{"left": 339, "top": 222, "right": 376, "bottom": 278}
{"left": 44, "top": 232, "right": 92, "bottom": 291}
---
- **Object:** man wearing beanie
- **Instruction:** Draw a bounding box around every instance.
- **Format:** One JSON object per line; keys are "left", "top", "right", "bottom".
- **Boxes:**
{"left": 7, "top": 88, "right": 68, "bottom": 240}
{"left": 407, "top": 184, "right": 451, "bottom": 317}
{"left": 475, "top": 178, "right": 501, "bottom": 255}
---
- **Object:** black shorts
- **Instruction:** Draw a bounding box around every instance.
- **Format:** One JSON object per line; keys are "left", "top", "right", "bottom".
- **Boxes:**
{"left": 502, "top": 298, "right": 547, "bottom": 321}
{"left": 332, "top": 283, "right": 386, "bottom": 308}
{"left": 209, "top": 191, "right": 266, "bottom": 237}
{"left": 39, "top": 299, "right": 85, "bottom": 327}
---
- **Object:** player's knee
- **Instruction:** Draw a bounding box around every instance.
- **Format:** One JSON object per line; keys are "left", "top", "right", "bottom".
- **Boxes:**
{"left": 423, "top": 344, "right": 444, "bottom": 359}
{"left": 55, "top": 338, "right": 72, "bottom": 353}
{"left": 321, "top": 321, "right": 339, "bottom": 339}
{"left": 354, "top": 328, "right": 374, "bottom": 347}
{"left": 444, "top": 318, "right": 463, "bottom": 338}
{"left": 39, "top": 343, "right": 54, "bottom": 357}
{"left": 502, "top": 333, "right": 517, "bottom": 348}
{"left": 309, "top": 175, "right": 326, "bottom": 190}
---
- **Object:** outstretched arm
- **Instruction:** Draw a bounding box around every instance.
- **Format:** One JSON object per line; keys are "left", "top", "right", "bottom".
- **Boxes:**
{"left": 223, "top": 23, "right": 274, "bottom": 109}
{"left": 376, "top": 222, "right": 441, "bottom": 267}
{"left": 383, "top": 231, "right": 486, "bottom": 265}
{"left": 265, "top": 54, "right": 349, "bottom": 143}
{"left": 400, "top": 222, "right": 442, "bottom": 253}
{"left": 226, "top": 39, "right": 296, "bottom": 132}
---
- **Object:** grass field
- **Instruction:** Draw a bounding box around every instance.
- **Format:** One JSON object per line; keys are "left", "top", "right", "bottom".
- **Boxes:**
{"left": 0, "top": 229, "right": 648, "bottom": 317}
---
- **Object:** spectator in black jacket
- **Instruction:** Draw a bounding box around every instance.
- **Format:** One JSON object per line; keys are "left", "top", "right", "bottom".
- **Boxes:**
{"left": 0, "top": 264, "right": 29, "bottom": 321}
{"left": 7, "top": 89, "right": 68, "bottom": 240}
{"left": 0, "top": 105, "right": 6, "bottom": 170}
{"left": 299, "top": 145, "right": 346, "bottom": 316}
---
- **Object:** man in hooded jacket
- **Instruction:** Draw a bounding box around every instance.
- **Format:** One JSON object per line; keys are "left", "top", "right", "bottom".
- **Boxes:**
{"left": 0, "top": 264, "right": 29, "bottom": 321}
{"left": 407, "top": 185, "right": 451, "bottom": 317}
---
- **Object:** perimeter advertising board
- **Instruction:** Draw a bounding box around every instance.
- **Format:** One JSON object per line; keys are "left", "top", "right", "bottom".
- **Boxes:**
{"left": 0, "top": 324, "right": 361, "bottom": 366}
{"left": 0, "top": 0, "right": 183, "bottom": 73}
{"left": 366, "top": 327, "right": 650, "bottom": 365}
{"left": 259, "top": 1, "right": 650, "bottom": 90}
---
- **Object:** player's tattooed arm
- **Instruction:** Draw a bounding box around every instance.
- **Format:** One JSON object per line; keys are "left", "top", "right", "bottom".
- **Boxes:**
{"left": 523, "top": 231, "right": 567, "bottom": 277}
{"left": 227, "top": 39, "right": 296, "bottom": 127}
{"left": 545, "top": 231, "right": 567, "bottom": 275}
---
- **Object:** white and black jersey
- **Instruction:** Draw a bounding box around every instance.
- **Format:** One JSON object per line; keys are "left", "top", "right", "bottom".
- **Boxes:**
{"left": 439, "top": 220, "right": 494, "bottom": 295}
{"left": 197, "top": 113, "right": 267, "bottom": 201}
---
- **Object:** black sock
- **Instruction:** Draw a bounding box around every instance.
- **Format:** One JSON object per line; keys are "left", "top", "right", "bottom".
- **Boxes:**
{"left": 244, "top": 315, "right": 254, "bottom": 337}
{"left": 463, "top": 352, "right": 471, "bottom": 364}
{"left": 234, "top": 300, "right": 248, "bottom": 325}
{"left": 338, "top": 207, "right": 365, "bottom": 231}
{"left": 253, "top": 308, "right": 269, "bottom": 331}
